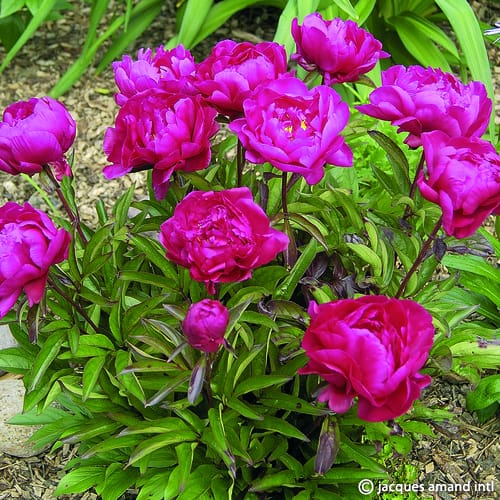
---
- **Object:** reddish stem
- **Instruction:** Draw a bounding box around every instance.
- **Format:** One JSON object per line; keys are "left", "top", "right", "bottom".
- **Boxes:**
{"left": 395, "top": 216, "right": 443, "bottom": 298}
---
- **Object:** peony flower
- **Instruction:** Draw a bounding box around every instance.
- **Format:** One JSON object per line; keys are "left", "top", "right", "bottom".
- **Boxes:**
{"left": 0, "top": 202, "right": 71, "bottom": 318}
{"left": 357, "top": 65, "right": 492, "bottom": 148}
{"left": 229, "top": 77, "right": 352, "bottom": 184}
{"left": 417, "top": 131, "right": 500, "bottom": 238}
{"left": 103, "top": 88, "right": 219, "bottom": 199}
{"left": 194, "top": 39, "right": 290, "bottom": 119}
{"left": 291, "top": 13, "right": 389, "bottom": 84}
{"left": 299, "top": 296, "right": 434, "bottom": 422}
{"left": 159, "top": 187, "right": 289, "bottom": 294}
{"left": 182, "top": 299, "right": 229, "bottom": 353}
{"left": 112, "top": 44, "right": 197, "bottom": 105}
{"left": 0, "top": 96, "right": 76, "bottom": 179}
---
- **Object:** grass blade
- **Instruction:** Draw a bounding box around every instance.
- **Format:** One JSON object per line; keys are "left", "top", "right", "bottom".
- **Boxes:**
{"left": 0, "top": 0, "right": 58, "bottom": 73}
{"left": 435, "top": 0, "right": 496, "bottom": 141}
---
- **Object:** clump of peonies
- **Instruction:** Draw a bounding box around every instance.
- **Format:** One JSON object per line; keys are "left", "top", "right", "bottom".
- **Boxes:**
{"left": 194, "top": 40, "right": 290, "bottom": 119}
{"left": 159, "top": 187, "right": 289, "bottom": 294}
{"left": 417, "top": 131, "right": 500, "bottom": 238}
{"left": 0, "top": 96, "right": 76, "bottom": 179}
{"left": 291, "top": 13, "right": 389, "bottom": 84}
{"left": 182, "top": 299, "right": 229, "bottom": 353}
{"left": 299, "top": 296, "right": 434, "bottom": 422}
{"left": 230, "top": 77, "right": 352, "bottom": 184}
{"left": 357, "top": 65, "right": 492, "bottom": 148}
{"left": 0, "top": 202, "right": 71, "bottom": 318}
{"left": 112, "top": 44, "right": 197, "bottom": 106}
{"left": 103, "top": 88, "right": 219, "bottom": 200}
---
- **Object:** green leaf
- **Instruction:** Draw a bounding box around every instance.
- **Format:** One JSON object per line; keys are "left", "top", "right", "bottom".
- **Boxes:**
{"left": 0, "top": 346, "right": 33, "bottom": 374}
{"left": 96, "top": 0, "right": 164, "bottom": 73}
{"left": 354, "top": 0, "right": 376, "bottom": 25}
{"left": 99, "top": 463, "right": 140, "bottom": 500}
{"left": 389, "top": 14, "right": 452, "bottom": 70}
{"left": 340, "top": 437, "right": 386, "bottom": 472}
{"left": 25, "top": 330, "right": 66, "bottom": 392}
{"left": 275, "top": 238, "right": 319, "bottom": 300}
{"left": 329, "top": 0, "right": 358, "bottom": 19}
{"left": 169, "top": 0, "right": 213, "bottom": 48}
{"left": 225, "top": 398, "right": 263, "bottom": 420}
{"left": 129, "top": 234, "right": 178, "bottom": 281}
{"left": 128, "top": 431, "right": 198, "bottom": 466}
{"left": 250, "top": 470, "right": 297, "bottom": 492}
{"left": 253, "top": 415, "right": 309, "bottom": 441}
{"left": 81, "top": 434, "right": 141, "bottom": 459}
{"left": 0, "top": 0, "right": 58, "bottom": 73}
{"left": 345, "top": 242, "right": 383, "bottom": 276}
{"left": 435, "top": 0, "right": 496, "bottom": 141}
{"left": 82, "top": 356, "right": 107, "bottom": 401}
{"left": 206, "top": 406, "right": 236, "bottom": 479}
{"left": 287, "top": 212, "right": 329, "bottom": 250}
{"left": 0, "top": 0, "right": 25, "bottom": 18}
{"left": 225, "top": 343, "right": 265, "bottom": 393}
{"left": 233, "top": 375, "right": 291, "bottom": 397}
{"left": 320, "top": 467, "right": 388, "bottom": 483}
{"left": 367, "top": 131, "right": 411, "bottom": 192}
{"left": 260, "top": 391, "right": 327, "bottom": 416}
{"left": 61, "top": 419, "right": 121, "bottom": 444}
{"left": 82, "top": 224, "right": 113, "bottom": 271}
{"left": 54, "top": 466, "right": 105, "bottom": 496}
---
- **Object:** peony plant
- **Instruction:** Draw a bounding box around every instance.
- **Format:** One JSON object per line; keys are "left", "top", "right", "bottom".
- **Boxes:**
{"left": 0, "top": 11, "right": 499, "bottom": 500}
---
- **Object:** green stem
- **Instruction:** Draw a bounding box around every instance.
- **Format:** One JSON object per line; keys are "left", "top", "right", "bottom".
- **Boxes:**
{"left": 42, "top": 165, "right": 87, "bottom": 244}
{"left": 236, "top": 140, "right": 245, "bottom": 187}
{"left": 395, "top": 216, "right": 443, "bottom": 298}
{"left": 205, "top": 353, "right": 214, "bottom": 408}
{"left": 281, "top": 171, "right": 289, "bottom": 217}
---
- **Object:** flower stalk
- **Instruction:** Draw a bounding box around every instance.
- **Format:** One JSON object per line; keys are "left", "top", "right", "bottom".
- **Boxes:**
{"left": 43, "top": 164, "right": 87, "bottom": 244}
{"left": 395, "top": 216, "right": 443, "bottom": 298}
{"left": 47, "top": 275, "right": 100, "bottom": 333}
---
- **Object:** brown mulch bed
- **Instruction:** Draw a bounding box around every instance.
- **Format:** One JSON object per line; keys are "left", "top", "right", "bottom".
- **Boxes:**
{"left": 0, "top": 1, "right": 498, "bottom": 499}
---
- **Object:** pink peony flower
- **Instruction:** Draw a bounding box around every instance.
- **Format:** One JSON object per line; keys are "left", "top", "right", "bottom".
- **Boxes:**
{"left": 103, "top": 88, "right": 219, "bottom": 199}
{"left": 291, "top": 13, "right": 389, "bottom": 84}
{"left": 0, "top": 202, "right": 71, "bottom": 318}
{"left": 159, "top": 187, "right": 289, "bottom": 294}
{"left": 182, "top": 299, "right": 229, "bottom": 353}
{"left": 299, "top": 296, "right": 434, "bottom": 422}
{"left": 357, "top": 65, "right": 492, "bottom": 148}
{"left": 113, "top": 45, "right": 197, "bottom": 106}
{"left": 194, "top": 40, "right": 290, "bottom": 119}
{"left": 417, "top": 131, "right": 500, "bottom": 238}
{"left": 229, "top": 77, "right": 352, "bottom": 184}
{"left": 0, "top": 97, "right": 76, "bottom": 179}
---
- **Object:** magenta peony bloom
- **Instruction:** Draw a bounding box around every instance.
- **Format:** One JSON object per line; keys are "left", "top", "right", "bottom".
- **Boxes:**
{"left": 291, "top": 13, "right": 389, "bottom": 84}
{"left": 194, "top": 40, "right": 290, "bottom": 119}
{"left": 159, "top": 187, "right": 289, "bottom": 294}
{"left": 112, "top": 45, "right": 197, "bottom": 105}
{"left": 182, "top": 299, "right": 229, "bottom": 353}
{"left": 0, "top": 97, "right": 76, "bottom": 179}
{"left": 357, "top": 65, "right": 492, "bottom": 148}
{"left": 0, "top": 202, "right": 71, "bottom": 318}
{"left": 299, "top": 296, "right": 434, "bottom": 422}
{"left": 417, "top": 131, "right": 500, "bottom": 238}
{"left": 229, "top": 77, "right": 352, "bottom": 184}
{"left": 103, "top": 88, "right": 219, "bottom": 199}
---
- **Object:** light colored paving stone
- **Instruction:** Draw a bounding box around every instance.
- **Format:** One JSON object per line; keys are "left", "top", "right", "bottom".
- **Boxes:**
{"left": 0, "top": 324, "right": 18, "bottom": 350}
{"left": 0, "top": 375, "right": 41, "bottom": 457}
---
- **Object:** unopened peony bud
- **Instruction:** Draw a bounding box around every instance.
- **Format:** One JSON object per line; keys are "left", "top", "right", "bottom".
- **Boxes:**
{"left": 182, "top": 299, "right": 229, "bottom": 353}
